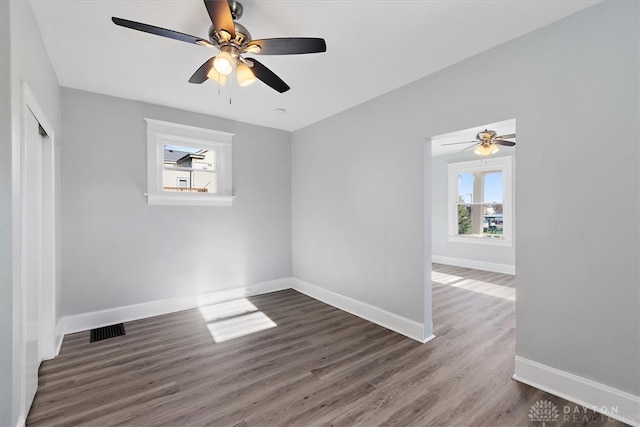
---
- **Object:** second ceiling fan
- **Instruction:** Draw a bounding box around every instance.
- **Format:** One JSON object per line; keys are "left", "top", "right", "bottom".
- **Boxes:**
{"left": 113, "top": 0, "right": 327, "bottom": 93}
{"left": 442, "top": 129, "right": 516, "bottom": 156}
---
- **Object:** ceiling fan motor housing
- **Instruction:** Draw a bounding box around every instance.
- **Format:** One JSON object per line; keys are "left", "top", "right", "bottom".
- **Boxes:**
{"left": 209, "top": 22, "right": 251, "bottom": 47}
{"left": 207, "top": 0, "right": 248, "bottom": 46}
{"left": 476, "top": 129, "right": 497, "bottom": 141}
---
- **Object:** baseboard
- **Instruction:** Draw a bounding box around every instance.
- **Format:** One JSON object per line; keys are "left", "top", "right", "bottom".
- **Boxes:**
{"left": 514, "top": 356, "right": 640, "bottom": 426}
{"left": 54, "top": 318, "right": 63, "bottom": 356}
{"left": 15, "top": 415, "right": 26, "bottom": 427}
{"left": 291, "top": 278, "right": 431, "bottom": 343}
{"left": 432, "top": 255, "right": 515, "bottom": 275}
{"left": 60, "top": 276, "right": 433, "bottom": 346}
{"left": 61, "top": 277, "right": 294, "bottom": 335}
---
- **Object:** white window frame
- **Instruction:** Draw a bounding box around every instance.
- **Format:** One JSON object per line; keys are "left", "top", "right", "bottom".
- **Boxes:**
{"left": 145, "top": 119, "right": 234, "bottom": 206}
{"left": 447, "top": 156, "right": 514, "bottom": 247}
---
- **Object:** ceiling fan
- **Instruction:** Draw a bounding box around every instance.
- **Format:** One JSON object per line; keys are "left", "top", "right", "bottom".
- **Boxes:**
{"left": 442, "top": 129, "right": 516, "bottom": 156}
{"left": 112, "top": 0, "right": 327, "bottom": 93}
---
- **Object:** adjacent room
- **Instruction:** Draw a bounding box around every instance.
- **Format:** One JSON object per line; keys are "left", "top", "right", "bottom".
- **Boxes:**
{"left": 1, "top": 1, "right": 638, "bottom": 426}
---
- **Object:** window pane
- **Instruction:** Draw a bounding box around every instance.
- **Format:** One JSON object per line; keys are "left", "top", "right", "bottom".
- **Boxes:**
{"left": 483, "top": 205, "right": 503, "bottom": 237}
{"left": 163, "top": 144, "right": 217, "bottom": 193}
{"left": 457, "top": 204, "right": 474, "bottom": 235}
{"left": 458, "top": 173, "right": 474, "bottom": 204}
{"left": 483, "top": 172, "right": 503, "bottom": 203}
{"left": 458, "top": 204, "right": 504, "bottom": 238}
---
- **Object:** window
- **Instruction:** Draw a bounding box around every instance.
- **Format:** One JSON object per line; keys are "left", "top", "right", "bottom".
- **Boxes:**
{"left": 448, "top": 156, "right": 513, "bottom": 246}
{"left": 145, "top": 119, "right": 234, "bottom": 206}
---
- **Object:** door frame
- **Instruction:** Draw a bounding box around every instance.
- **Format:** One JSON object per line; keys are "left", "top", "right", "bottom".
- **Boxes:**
{"left": 14, "top": 82, "right": 56, "bottom": 424}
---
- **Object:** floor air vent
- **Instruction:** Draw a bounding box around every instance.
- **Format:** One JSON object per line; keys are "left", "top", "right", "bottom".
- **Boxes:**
{"left": 90, "top": 323, "right": 126, "bottom": 343}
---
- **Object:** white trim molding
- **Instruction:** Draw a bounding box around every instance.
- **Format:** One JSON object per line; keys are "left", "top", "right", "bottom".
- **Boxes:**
{"left": 53, "top": 320, "right": 64, "bottom": 358}
{"left": 145, "top": 118, "right": 234, "bottom": 206}
{"left": 514, "top": 356, "right": 640, "bottom": 427}
{"left": 60, "top": 277, "right": 434, "bottom": 346}
{"left": 447, "top": 235, "right": 514, "bottom": 247}
{"left": 62, "top": 278, "right": 294, "bottom": 335}
{"left": 145, "top": 192, "right": 235, "bottom": 206}
{"left": 291, "top": 278, "right": 433, "bottom": 343}
{"left": 15, "top": 82, "right": 58, "bottom": 427}
{"left": 432, "top": 255, "right": 515, "bottom": 275}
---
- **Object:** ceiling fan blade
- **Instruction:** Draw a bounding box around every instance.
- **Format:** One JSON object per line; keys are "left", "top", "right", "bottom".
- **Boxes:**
{"left": 204, "top": 0, "right": 235, "bottom": 39}
{"left": 112, "top": 17, "right": 211, "bottom": 47}
{"left": 496, "top": 133, "right": 516, "bottom": 140}
{"left": 245, "top": 38, "right": 327, "bottom": 55}
{"left": 441, "top": 140, "right": 478, "bottom": 146}
{"left": 494, "top": 140, "right": 516, "bottom": 146}
{"left": 248, "top": 59, "right": 290, "bottom": 93}
{"left": 189, "top": 57, "right": 215, "bottom": 84}
{"left": 461, "top": 143, "right": 480, "bottom": 152}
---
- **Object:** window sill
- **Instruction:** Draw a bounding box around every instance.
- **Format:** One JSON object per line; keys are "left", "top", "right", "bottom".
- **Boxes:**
{"left": 145, "top": 192, "right": 235, "bottom": 206}
{"left": 448, "top": 235, "right": 514, "bottom": 247}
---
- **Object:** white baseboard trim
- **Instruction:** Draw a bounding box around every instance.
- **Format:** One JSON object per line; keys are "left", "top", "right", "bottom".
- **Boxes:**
{"left": 54, "top": 319, "right": 64, "bottom": 357}
{"left": 514, "top": 356, "right": 640, "bottom": 427}
{"left": 291, "top": 278, "right": 431, "bottom": 343}
{"left": 432, "top": 255, "right": 515, "bottom": 275}
{"left": 60, "top": 277, "right": 433, "bottom": 346}
{"left": 61, "top": 277, "right": 294, "bottom": 335}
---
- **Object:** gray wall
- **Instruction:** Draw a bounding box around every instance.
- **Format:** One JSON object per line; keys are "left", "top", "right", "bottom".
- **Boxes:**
{"left": 0, "top": 2, "right": 12, "bottom": 423}
{"left": 2, "top": 1, "right": 62, "bottom": 425}
{"left": 431, "top": 150, "right": 516, "bottom": 268}
{"left": 292, "top": 0, "right": 639, "bottom": 395}
{"left": 292, "top": 98, "right": 428, "bottom": 326}
{"left": 60, "top": 88, "right": 292, "bottom": 316}
{"left": 514, "top": 1, "right": 639, "bottom": 395}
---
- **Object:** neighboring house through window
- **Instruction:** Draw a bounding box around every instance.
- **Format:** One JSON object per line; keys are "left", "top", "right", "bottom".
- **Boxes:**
{"left": 448, "top": 156, "right": 514, "bottom": 246}
{"left": 145, "top": 119, "right": 234, "bottom": 206}
{"left": 163, "top": 146, "right": 215, "bottom": 193}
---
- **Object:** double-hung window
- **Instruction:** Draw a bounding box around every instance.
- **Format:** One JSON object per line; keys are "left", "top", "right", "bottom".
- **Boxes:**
{"left": 447, "top": 156, "right": 513, "bottom": 246}
{"left": 145, "top": 119, "right": 234, "bottom": 206}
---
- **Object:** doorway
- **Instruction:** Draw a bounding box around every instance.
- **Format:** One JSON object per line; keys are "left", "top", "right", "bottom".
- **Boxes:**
{"left": 429, "top": 119, "right": 516, "bottom": 274}
{"left": 427, "top": 118, "right": 517, "bottom": 338}
{"left": 18, "top": 83, "right": 56, "bottom": 422}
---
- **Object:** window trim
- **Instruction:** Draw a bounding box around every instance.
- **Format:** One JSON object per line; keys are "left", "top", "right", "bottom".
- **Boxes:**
{"left": 145, "top": 119, "right": 234, "bottom": 206}
{"left": 447, "top": 156, "right": 514, "bottom": 247}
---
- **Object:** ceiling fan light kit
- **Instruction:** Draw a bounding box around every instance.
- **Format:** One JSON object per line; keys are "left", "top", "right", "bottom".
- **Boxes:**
{"left": 207, "top": 66, "right": 227, "bottom": 86}
{"left": 474, "top": 143, "right": 500, "bottom": 156}
{"left": 112, "top": 0, "right": 327, "bottom": 94}
{"left": 213, "top": 48, "right": 235, "bottom": 76}
{"left": 236, "top": 62, "right": 256, "bottom": 87}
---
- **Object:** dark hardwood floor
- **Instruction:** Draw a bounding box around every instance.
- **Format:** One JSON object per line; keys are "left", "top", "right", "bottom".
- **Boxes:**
{"left": 27, "top": 264, "right": 627, "bottom": 426}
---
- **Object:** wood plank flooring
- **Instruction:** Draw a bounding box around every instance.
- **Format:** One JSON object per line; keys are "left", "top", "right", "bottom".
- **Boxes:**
{"left": 27, "top": 264, "right": 627, "bottom": 426}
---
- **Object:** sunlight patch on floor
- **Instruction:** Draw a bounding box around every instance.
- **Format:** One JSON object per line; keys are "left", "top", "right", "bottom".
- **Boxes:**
{"left": 199, "top": 298, "right": 259, "bottom": 322}
{"left": 199, "top": 298, "right": 278, "bottom": 343}
{"left": 432, "top": 271, "right": 464, "bottom": 284}
{"left": 450, "top": 278, "right": 515, "bottom": 301}
{"left": 207, "top": 311, "right": 277, "bottom": 343}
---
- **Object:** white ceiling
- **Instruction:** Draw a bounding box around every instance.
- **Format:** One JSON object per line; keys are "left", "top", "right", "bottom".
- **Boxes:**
{"left": 30, "top": 0, "right": 598, "bottom": 132}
